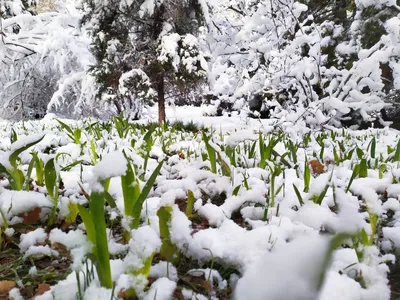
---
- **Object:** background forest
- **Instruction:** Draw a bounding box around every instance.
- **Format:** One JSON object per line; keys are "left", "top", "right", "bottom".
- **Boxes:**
{"left": 1, "top": 0, "right": 400, "bottom": 128}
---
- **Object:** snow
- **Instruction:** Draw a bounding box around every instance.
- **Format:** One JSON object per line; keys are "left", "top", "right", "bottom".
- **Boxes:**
{"left": 23, "top": 245, "right": 59, "bottom": 259}
{"left": 383, "top": 227, "right": 400, "bottom": 248}
{"left": 90, "top": 151, "right": 127, "bottom": 191}
{"left": 0, "top": 190, "right": 52, "bottom": 225}
{"left": 234, "top": 234, "right": 329, "bottom": 300}
{"left": 1, "top": 107, "right": 400, "bottom": 299}
{"left": 19, "top": 228, "right": 47, "bottom": 252}
{"left": 49, "top": 228, "right": 89, "bottom": 250}
{"left": 149, "top": 261, "right": 179, "bottom": 282}
{"left": 142, "top": 277, "right": 177, "bottom": 300}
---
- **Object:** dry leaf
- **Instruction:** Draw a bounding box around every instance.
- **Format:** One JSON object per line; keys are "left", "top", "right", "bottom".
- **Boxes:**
{"left": 31, "top": 283, "right": 51, "bottom": 299}
{"left": 310, "top": 160, "right": 325, "bottom": 174}
{"left": 0, "top": 280, "right": 16, "bottom": 292}
{"left": 78, "top": 182, "right": 90, "bottom": 200}
{"left": 20, "top": 207, "right": 42, "bottom": 224}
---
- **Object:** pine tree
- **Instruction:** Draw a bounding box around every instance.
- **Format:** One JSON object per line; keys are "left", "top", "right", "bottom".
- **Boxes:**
{"left": 81, "top": 0, "right": 208, "bottom": 124}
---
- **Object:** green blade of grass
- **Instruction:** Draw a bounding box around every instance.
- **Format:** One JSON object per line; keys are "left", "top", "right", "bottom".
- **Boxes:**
{"left": 293, "top": 184, "right": 304, "bottom": 206}
{"left": 23, "top": 157, "right": 36, "bottom": 191}
{"left": 394, "top": 140, "right": 400, "bottom": 162}
{"left": 346, "top": 164, "right": 360, "bottom": 193}
{"left": 77, "top": 204, "right": 96, "bottom": 252}
{"left": 158, "top": 206, "right": 180, "bottom": 264}
{"left": 359, "top": 159, "right": 368, "bottom": 178}
{"left": 9, "top": 134, "right": 45, "bottom": 169}
{"left": 185, "top": 190, "right": 196, "bottom": 217}
{"left": 89, "top": 191, "right": 112, "bottom": 288}
{"left": 131, "top": 159, "right": 164, "bottom": 229}
{"left": 121, "top": 156, "right": 140, "bottom": 217}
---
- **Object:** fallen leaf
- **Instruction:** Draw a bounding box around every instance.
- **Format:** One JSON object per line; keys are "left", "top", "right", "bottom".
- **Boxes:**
{"left": 0, "top": 280, "right": 16, "bottom": 292}
{"left": 31, "top": 283, "right": 51, "bottom": 299}
{"left": 310, "top": 160, "right": 325, "bottom": 174}
{"left": 78, "top": 182, "right": 90, "bottom": 200}
{"left": 20, "top": 207, "right": 42, "bottom": 224}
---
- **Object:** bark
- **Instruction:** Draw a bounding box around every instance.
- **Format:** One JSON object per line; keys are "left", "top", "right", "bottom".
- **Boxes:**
{"left": 157, "top": 74, "right": 166, "bottom": 126}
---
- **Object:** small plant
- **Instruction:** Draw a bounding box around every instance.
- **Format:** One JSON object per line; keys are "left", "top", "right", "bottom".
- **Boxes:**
{"left": 121, "top": 154, "right": 165, "bottom": 230}
{"left": 303, "top": 157, "right": 310, "bottom": 193}
{"left": 185, "top": 190, "right": 196, "bottom": 217}
{"left": 158, "top": 206, "right": 180, "bottom": 264}
{"left": 44, "top": 158, "right": 59, "bottom": 224}
{"left": 202, "top": 131, "right": 217, "bottom": 174}
{"left": 57, "top": 119, "right": 82, "bottom": 144}
{"left": 0, "top": 134, "right": 44, "bottom": 190}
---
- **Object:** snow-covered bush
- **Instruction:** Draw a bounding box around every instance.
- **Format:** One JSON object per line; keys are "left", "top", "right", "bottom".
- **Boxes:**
{"left": 0, "top": 7, "right": 97, "bottom": 120}
{"left": 207, "top": 0, "right": 400, "bottom": 128}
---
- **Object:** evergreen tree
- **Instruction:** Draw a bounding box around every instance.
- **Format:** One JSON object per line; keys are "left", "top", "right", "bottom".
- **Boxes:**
{"left": 81, "top": 0, "right": 208, "bottom": 124}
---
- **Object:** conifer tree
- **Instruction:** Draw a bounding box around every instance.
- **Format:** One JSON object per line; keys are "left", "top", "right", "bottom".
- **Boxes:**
{"left": 81, "top": 0, "right": 208, "bottom": 124}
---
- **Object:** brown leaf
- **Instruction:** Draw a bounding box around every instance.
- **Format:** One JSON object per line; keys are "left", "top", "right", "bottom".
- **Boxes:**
{"left": 31, "top": 283, "right": 51, "bottom": 299}
{"left": 20, "top": 207, "right": 42, "bottom": 224}
{"left": 0, "top": 280, "right": 16, "bottom": 292}
{"left": 78, "top": 183, "right": 90, "bottom": 200}
{"left": 51, "top": 242, "right": 67, "bottom": 252}
{"left": 310, "top": 160, "right": 325, "bottom": 174}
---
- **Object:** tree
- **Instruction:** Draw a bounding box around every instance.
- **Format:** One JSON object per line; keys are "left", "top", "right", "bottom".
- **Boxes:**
{"left": 208, "top": 0, "right": 400, "bottom": 128}
{"left": 0, "top": 4, "right": 95, "bottom": 120}
{"left": 1, "top": 0, "right": 37, "bottom": 18}
{"left": 81, "top": 0, "right": 209, "bottom": 124}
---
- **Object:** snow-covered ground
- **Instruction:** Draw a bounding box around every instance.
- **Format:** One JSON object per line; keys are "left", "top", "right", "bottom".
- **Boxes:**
{"left": 0, "top": 107, "right": 399, "bottom": 300}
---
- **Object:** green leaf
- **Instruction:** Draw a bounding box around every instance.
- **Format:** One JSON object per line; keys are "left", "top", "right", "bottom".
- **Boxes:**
{"left": 73, "top": 128, "right": 82, "bottom": 144}
{"left": 44, "top": 158, "right": 58, "bottom": 200}
{"left": 356, "top": 148, "right": 364, "bottom": 160}
{"left": 186, "top": 190, "right": 196, "bottom": 217}
{"left": 131, "top": 159, "right": 164, "bottom": 229}
{"left": 23, "top": 157, "right": 36, "bottom": 191}
{"left": 217, "top": 151, "right": 231, "bottom": 177}
{"left": 315, "top": 233, "right": 352, "bottom": 291}
{"left": 89, "top": 191, "right": 112, "bottom": 288}
{"left": 77, "top": 204, "right": 96, "bottom": 250}
{"left": 0, "top": 208, "right": 8, "bottom": 229}
{"left": 333, "top": 147, "right": 339, "bottom": 164}
{"left": 31, "top": 153, "right": 44, "bottom": 186}
{"left": 346, "top": 164, "right": 360, "bottom": 193}
{"left": 121, "top": 160, "right": 140, "bottom": 217}
{"left": 304, "top": 157, "right": 310, "bottom": 193}
{"left": 359, "top": 159, "right": 368, "bottom": 178}
{"left": 370, "top": 137, "right": 376, "bottom": 159}
{"left": 202, "top": 132, "right": 217, "bottom": 174}
{"left": 293, "top": 184, "right": 304, "bottom": 206}
{"left": 56, "top": 119, "right": 74, "bottom": 136}
{"left": 90, "top": 140, "right": 98, "bottom": 164}
{"left": 104, "top": 192, "right": 117, "bottom": 209}
{"left": 66, "top": 201, "right": 78, "bottom": 224}
{"left": 158, "top": 206, "right": 180, "bottom": 264}
{"left": 0, "top": 163, "right": 17, "bottom": 190}
{"left": 378, "top": 164, "right": 386, "bottom": 179}
{"left": 232, "top": 185, "right": 241, "bottom": 196}
{"left": 394, "top": 140, "right": 400, "bottom": 162}
{"left": 315, "top": 183, "right": 330, "bottom": 205}
{"left": 10, "top": 128, "right": 17, "bottom": 144}
{"left": 249, "top": 139, "right": 257, "bottom": 159}
{"left": 45, "top": 158, "right": 59, "bottom": 224}
{"left": 9, "top": 134, "right": 45, "bottom": 169}
{"left": 61, "top": 160, "right": 86, "bottom": 172}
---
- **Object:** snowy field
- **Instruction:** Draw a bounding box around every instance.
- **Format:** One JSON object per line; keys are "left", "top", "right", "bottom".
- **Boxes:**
{"left": 0, "top": 107, "right": 399, "bottom": 300}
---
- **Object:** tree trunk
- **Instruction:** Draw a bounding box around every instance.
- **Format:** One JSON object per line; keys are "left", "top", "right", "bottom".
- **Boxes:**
{"left": 157, "top": 74, "right": 166, "bottom": 126}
